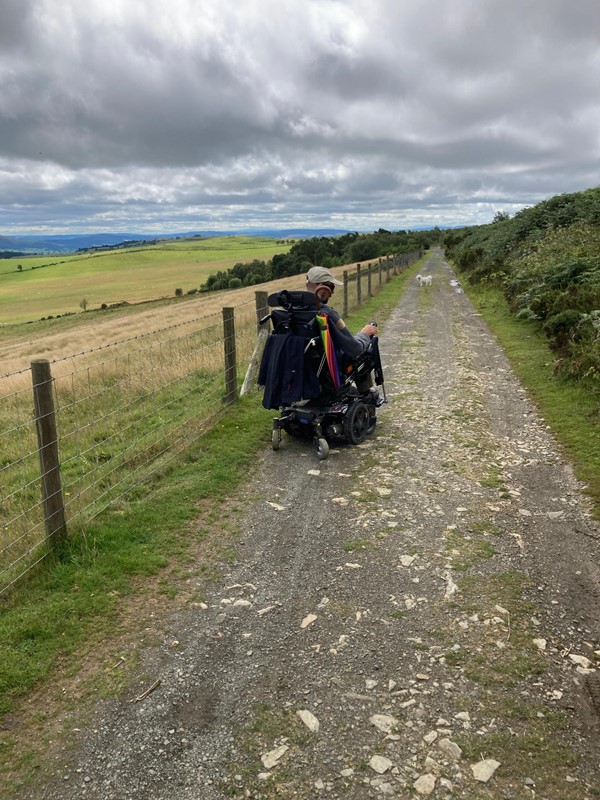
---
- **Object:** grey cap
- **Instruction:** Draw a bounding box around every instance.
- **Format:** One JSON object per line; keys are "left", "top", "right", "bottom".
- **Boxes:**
{"left": 306, "top": 266, "right": 343, "bottom": 286}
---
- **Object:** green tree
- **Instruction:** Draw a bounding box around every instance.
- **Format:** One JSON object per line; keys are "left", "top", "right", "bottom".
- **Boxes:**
{"left": 346, "top": 238, "right": 380, "bottom": 263}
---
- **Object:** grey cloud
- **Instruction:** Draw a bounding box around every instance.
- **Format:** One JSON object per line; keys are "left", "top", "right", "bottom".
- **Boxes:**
{"left": 308, "top": 52, "right": 410, "bottom": 102}
{"left": 0, "top": 0, "right": 36, "bottom": 49}
{"left": 1, "top": 0, "right": 599, "bottom": 234}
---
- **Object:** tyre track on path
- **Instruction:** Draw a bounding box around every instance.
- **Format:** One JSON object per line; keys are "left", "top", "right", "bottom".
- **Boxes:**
{"left": 32, "top": 250, "right": 600, "bottom": 800}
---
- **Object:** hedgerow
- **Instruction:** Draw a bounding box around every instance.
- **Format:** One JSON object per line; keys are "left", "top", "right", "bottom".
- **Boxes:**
{"left": 444, "top": 187, "right": 600, "bottom": 382}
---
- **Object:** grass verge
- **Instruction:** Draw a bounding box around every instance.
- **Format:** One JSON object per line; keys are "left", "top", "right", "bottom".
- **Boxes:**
{"left": 458, "top": 279, "right": 600, "bottom": 518}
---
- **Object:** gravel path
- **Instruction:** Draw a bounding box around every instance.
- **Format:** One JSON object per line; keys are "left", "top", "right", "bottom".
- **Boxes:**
{"left": 31, "top": 250, "right": 600, "bottom": 799}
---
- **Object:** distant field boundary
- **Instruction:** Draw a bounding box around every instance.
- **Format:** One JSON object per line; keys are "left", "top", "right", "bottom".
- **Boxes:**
{"left": 0, "top": 251, "right": 422, "bottom": 594}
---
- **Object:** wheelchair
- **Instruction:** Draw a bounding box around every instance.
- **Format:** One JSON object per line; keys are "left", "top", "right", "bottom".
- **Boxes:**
{"left": 258, "top": 289, "right": 386, "bottom": 460}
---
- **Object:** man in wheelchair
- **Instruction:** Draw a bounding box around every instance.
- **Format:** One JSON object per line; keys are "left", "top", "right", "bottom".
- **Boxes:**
{"left": 258, "top": 266, "right": 386, "bottom": 460}
{"left": 306, "top": 266, "right": 379, "bottom": 374}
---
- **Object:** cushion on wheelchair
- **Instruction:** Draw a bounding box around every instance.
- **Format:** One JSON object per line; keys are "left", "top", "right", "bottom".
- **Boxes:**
{"left": 267, "top": 291, "right": 320, "bottom": 337}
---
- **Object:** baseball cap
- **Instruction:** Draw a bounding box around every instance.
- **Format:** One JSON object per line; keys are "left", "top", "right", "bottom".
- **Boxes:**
{"left": 306, "top": 266, "right": 343, "bottom": 286}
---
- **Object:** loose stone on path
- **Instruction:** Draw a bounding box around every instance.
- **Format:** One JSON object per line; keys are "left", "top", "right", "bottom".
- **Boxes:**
{"left": 471, "top": 759, "right": 501, "bottom": 782}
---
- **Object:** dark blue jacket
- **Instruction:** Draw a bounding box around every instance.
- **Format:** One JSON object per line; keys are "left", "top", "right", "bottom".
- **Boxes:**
{"left": 259, "top": 333, "right": 322, "bottom": 409}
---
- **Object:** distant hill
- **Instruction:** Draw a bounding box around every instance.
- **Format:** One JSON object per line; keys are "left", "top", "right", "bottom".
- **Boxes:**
{"left": 0, "top": 232, "right": 170, "bottom": 254}
{"left": 0, "top": 229, "right": 353, "bottom": 255}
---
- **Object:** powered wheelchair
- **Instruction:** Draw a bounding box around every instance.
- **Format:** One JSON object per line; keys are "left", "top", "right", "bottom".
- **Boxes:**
{"left": 258, "top": 289, "right": 386, "bottom": 460}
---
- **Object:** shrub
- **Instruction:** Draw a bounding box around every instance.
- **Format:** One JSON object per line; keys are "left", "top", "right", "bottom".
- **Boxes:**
{"left": 175, "top": 288, "right": 183, "bottom": 297}
{"left": 543, "top": 309, "right": 583, "bottom": 351}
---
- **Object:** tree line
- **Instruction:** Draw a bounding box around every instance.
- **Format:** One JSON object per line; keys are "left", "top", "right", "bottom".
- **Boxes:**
{"left": 199, "top": 228, "right": 440, "bottom": 292}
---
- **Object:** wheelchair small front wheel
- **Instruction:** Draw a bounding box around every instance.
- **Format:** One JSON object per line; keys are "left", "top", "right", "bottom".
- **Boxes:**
{"left": 315, "top": 437, "right": 330, "bottom": 460}
{"left": 271, "top": 428, "right": 281, "bottom": 450}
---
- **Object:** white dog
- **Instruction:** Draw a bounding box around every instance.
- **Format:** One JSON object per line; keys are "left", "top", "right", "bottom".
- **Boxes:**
{"left": 417, "top": 274, "right": 432, "bottom": 287}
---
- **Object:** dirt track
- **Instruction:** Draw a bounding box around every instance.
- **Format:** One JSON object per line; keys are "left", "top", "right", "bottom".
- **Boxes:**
{"left": 28, "top": 249, "right": 600, "bottom": 799}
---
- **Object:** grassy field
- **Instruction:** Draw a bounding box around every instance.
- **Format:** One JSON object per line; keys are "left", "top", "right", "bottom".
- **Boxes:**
{"left": 0, "top": 236, "right": 290, "bottom": 325}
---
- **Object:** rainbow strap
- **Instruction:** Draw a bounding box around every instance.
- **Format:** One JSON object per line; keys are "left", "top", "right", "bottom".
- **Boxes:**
{"left": 316, "top": 313, "right": 340, "bottom": 390}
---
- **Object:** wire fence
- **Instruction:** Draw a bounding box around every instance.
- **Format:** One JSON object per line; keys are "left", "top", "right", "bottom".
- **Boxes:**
{"left": 0, "top": 252, "right": 420, "bottom": 594}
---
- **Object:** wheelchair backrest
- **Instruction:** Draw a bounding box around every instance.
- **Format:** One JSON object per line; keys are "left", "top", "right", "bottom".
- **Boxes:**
{"left": 267, "top": 290, "right": 320, "bottom": 338}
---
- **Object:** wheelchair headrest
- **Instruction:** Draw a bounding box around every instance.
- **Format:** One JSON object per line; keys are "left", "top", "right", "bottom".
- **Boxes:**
{"left": 267, "top": 290, "right": 318, "bottom": 310}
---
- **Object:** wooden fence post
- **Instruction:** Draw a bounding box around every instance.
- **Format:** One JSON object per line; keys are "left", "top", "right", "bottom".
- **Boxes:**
{"left": 367, "top": 264, "right": 372, "bottom": 297}
{"left": 254, "top": 290, "right": 268, "bottom": 332}
{"left": 31, "top": 359, "right": 67, "bottom": 546}
{"left": 378, "top": 258, "right": 383, "bottom": 288}
{"left": 386, "top": 255, "right": 391, "bottom": 282}
{"left": 222, "top": 307, "right": 238, "bottom": 404}
{"left": 356, "top": 265, "right": 362, "bottom": 306}
{"left": 343, "top": 271, "right": 349, "bottom": 318}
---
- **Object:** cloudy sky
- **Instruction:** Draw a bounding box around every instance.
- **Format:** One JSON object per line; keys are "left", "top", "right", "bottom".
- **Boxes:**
{"left": 1, "top": 0, "right": 599, "bottom": 235}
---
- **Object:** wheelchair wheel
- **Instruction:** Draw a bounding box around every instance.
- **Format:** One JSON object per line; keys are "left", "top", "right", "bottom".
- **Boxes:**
{"left": 315, "top": 437, "right": 330, "bottom": 460}
{"left": 271, "top": 428, "right": 281, "bottom": 450}
{"left": 343, "top": 400, "right": 370, "bottom": 445}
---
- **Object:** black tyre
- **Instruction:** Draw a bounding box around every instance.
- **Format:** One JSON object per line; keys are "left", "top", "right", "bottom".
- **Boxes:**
{"left": 315, "top": 437, "right": 330, "bottom": 460}
{"left": 367, "top": 413, "right": 377, "bottom": 435}
{"left": 343, "top": 400, "right": 370, "bottom": 445}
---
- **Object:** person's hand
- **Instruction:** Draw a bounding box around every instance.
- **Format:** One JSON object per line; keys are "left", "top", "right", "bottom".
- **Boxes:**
{"left": 361, "top": 323, "right": 379, "bottom": 336}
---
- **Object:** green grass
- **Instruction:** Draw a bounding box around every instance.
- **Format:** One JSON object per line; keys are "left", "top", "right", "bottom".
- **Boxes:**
{"left": 445, "top": 529, "right": 496, "bottom": 571}
{"left": 223, "top": 703, "right": 311, "bottom": 798}
{"left": 450, "top": 572, "right": 546, "bottom": 687}
{"left": 343, "top": 538, "right": 372, "bottom": 552}
{"left": 469, "top": 518, "right": 504, "bottom": 537}
{"left": 460, "top": 280, "right": 600, "bottom": 518}
{"left": 0, "top": 235, "right": 290, "bottom": 324}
